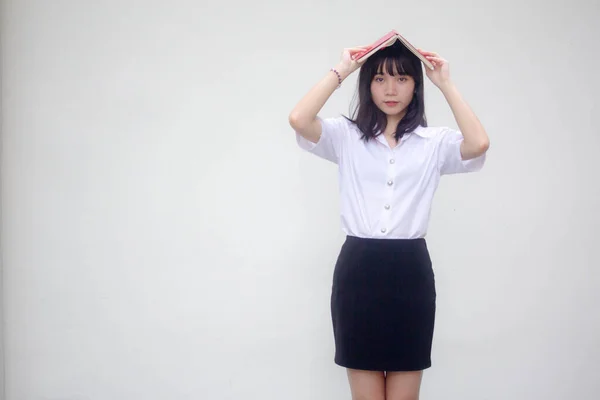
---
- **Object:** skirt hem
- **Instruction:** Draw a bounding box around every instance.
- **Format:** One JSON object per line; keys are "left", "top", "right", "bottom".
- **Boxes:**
{"left": 334, "top": 358, "right": 432, "bottom": 372}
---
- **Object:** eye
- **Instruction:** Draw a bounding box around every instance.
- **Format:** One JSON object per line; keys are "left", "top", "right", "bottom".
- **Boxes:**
{"left": 374, "top": 77, "right": 383, "bottom": 83}
{"left": 398, "top": 76, "right": 408, "bottom": 82}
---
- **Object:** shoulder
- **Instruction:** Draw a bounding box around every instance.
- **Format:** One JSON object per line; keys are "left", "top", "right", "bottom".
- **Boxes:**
{"left": 413, "top": 125, "right": 463, "bottom": 142}
{"left": 317, "top": 115, "right": 365, "bottom": 143}
{"left": 319, "top": 115, "right": 356, "bottom": 133}
{"left": 295, "top": 115, "right": 358, "bottom": 164}
{"left": 414, "top": 125, "right": 449, "bottom": 138}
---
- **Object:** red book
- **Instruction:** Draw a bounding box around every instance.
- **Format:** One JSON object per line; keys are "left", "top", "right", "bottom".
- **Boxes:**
{"left": 352, "top": 30, "right": 434, "bottom": 70}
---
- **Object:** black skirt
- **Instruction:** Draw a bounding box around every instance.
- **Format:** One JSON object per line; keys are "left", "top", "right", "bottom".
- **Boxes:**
{"left": 330, "top": 235, "right": 436, "bottom": 372}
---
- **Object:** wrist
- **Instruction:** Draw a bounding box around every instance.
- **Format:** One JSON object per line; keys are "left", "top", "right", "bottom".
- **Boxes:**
{"left": 333, "top": 63, "right": 352, "bottom": 81}
{"left": 438, "top": 80, "right": 456, "bottom": 94}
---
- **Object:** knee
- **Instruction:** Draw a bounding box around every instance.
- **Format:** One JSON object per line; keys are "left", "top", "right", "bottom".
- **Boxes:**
{"left": 386, "top": 394, "right": 419, "bottom": 400}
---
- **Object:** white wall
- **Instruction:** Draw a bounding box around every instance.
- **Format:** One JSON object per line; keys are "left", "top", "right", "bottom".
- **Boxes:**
{"left": 1, "top": 1, "right": 5, "bottom": 396}
{"left": 1, "top": 0, "right": 599, "bottom": 399}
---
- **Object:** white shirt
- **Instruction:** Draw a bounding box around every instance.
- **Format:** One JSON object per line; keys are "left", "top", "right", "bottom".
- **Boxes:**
{"left": 295, "top": 116, "right": 486, "bottom": 239}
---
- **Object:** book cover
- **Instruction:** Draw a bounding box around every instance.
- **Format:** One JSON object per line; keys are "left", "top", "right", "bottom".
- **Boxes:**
{"left": 352, "top": 30, "right": 435, "bottom": 70}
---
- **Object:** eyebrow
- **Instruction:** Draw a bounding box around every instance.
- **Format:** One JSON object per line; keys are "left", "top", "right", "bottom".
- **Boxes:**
{"left": 375, "top": 72, "right": 409, "bottom": 76}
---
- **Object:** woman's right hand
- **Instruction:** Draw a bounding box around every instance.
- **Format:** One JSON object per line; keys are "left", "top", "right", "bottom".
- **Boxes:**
{"left": 336, "top": 46, "right": 371, "bottom": 79}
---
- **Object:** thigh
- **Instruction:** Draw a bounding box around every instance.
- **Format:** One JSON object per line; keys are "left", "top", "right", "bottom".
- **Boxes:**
{"left": 346, "top": 368, "right": 386, "bottom": 400}
{"left": 385, "top": 370, "right": 423, "bottom": 400}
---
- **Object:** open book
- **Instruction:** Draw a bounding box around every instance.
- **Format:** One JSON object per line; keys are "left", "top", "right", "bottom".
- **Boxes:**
{"left": 352, "top": 30, "right": 435, "bottom": 70}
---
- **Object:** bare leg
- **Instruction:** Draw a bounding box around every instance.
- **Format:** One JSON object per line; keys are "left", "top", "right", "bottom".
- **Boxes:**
{"left": 385, "top": 370, "right": 423, "bottom": 400}
{"left": 346, "top": 368, "right": 386, "bottom": 400}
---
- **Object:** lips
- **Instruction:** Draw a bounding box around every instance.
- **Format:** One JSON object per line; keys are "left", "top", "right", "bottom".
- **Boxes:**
{"left": 384, "top": 101, "right": 399, "bottom": 106}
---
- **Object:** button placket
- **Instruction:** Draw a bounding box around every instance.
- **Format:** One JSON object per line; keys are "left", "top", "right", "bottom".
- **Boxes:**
{"left": 380, "top": 149, "right": 396, "bottom": 235}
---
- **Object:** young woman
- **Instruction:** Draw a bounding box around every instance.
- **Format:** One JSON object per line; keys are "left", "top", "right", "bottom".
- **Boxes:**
{"left": 289, "top": 41, "right": 489, "bottom": 399}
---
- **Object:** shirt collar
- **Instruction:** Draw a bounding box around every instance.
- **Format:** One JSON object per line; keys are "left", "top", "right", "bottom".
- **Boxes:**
{"left": 374, "top": 125, "right": 429, "bottom": 143}
{"left": 412, "top": 125, "right": 429, "bottom": 137}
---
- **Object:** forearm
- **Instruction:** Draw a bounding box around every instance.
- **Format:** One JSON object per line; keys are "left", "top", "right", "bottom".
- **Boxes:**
{"left": 440, "top": 81, "right": 490, "bottom": 159}
{"left": 288, "top": 64, "right": 349, "bottom": 128}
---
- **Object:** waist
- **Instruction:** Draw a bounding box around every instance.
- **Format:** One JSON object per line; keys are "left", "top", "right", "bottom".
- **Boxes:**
{"left": 344, "top": 234, "right": 426, "bottom": 246}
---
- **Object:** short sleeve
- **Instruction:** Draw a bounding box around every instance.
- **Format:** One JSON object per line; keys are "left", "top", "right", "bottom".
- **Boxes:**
{"left": 437, "top": 127, "right": 486, "bottom": 175}
{"left": 295, "top": 116, "right": 348, "bottom": 164}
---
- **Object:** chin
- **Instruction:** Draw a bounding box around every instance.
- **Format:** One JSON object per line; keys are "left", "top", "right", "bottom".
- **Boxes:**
{"left": 379, "top": 107, "right": 407, "bottom": 117}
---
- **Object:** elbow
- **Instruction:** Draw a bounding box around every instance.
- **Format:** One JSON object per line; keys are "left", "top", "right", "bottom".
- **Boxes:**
{"left": 288, "top": 111, "right": 312, "bottom": 131}
{"left": 462, "top": 137, "right": 489, "bottom": 160}
{"left": 288, "top": 111, "right": 301, "bottom": 128}
{"left": 472, "top": 132, "right": 490, "bottom": 155}
{"left": 478, "top": 137, "right": 490, "bottom": 154}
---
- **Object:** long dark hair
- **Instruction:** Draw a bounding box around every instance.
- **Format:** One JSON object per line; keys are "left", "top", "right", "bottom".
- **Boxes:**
{"left": 344, "top": 41, "right": 427, "bottom": 142}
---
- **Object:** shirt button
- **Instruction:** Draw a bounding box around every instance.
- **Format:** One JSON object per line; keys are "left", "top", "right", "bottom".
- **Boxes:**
{"left": 384, "top": 204, "right": 391, "bottom": 210}
{"left": 387, "top": 180, "right": 393, "bottom": 186}
{"left": 389, "top": 159, "right": 395, "bottom": 164}
{"left": 381, "top": 228, "right": 387, "bottom": 233}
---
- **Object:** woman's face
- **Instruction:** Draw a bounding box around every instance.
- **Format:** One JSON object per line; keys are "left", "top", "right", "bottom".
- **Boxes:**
{"left": 370, "top": 67, "right": 415, "bottom": 118}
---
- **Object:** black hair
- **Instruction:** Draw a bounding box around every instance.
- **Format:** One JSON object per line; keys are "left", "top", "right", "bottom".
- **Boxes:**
{"left": 344, "top": 41, "right": 427, "bottom": 142}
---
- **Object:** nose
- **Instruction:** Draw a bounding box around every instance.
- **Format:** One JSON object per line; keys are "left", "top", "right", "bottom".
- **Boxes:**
{"left": 385, "top": 81, "right": 397, "bottom": 95}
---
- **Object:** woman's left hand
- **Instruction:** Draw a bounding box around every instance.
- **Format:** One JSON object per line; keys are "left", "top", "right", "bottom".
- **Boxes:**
{"left": 417, "top": 49, "right": 452, "bottom": 89}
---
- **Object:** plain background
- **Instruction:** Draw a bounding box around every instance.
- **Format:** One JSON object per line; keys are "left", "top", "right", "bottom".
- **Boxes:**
{"left": 1, "top": 0, "right": 599, "bottom": 399}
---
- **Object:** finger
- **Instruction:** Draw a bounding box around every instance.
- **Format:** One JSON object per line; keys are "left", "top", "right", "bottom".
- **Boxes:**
{"left": 426, "top": 56, "right": 446, "bottom": 63}
{"left": 419, "top": 49, "right": 439, "bottom": 56}
{"left": 426, "top": 58, "right": 439, "bottom": 68}
{"left": 349, "top": 48, "right": 370, "bottom": 60}
{"left": 423, "top": 53, "right": 443, "bottom": 60}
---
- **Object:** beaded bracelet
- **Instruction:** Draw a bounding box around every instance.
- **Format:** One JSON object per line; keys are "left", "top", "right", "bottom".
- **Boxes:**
{"left": 330, "top": 68, "right": 342, "bottom": 89}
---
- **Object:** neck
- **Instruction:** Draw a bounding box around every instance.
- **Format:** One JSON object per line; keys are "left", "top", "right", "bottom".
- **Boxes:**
{"left": 385, "top": 112, "right": 406, "bottom": 136}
